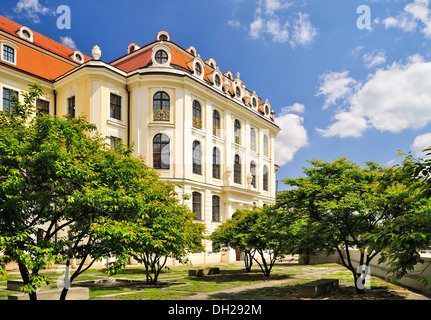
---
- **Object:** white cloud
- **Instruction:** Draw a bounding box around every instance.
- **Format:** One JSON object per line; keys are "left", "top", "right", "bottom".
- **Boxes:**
{"left": 316, "top": 111, "right": 368, "bottom": 138}
{"left": 282, "top": 102, "right": 305, "bottom": 114}
{"left": 382, "top": 0, "right": 431, "bottom": 38}
{"left": 14, "top": 0, "right": 53, "bottom": 23}
{"left": 274, "top": 105, "right": 308, "bottom": 166}
{"left": 412, "top": 133, "right": 431, "bottom": 157}
{"left": 290, "top": 13, "right": 318, "bottom": 48}
{"left": 264, "top": 0, "right": 292, "bottom": 15}
{"left": 249, "top": 16, "right": 265, "bottom": 39}
{"left": 363, "top": 51, "right": 387, "bottom": 69}
{"left": 60, "top": 36, "right": 77, "bottom": 50}
{"left": 317, "top": 55, "right": 431, "bottom": 138}
{"left": 228, "top": 20, "right": 242, "bottom": 28}
{"left": 266, "top": 19, "right": 289, "bottom": 42}
{"left": 240, "top": 1, "right": 317, "bottom": 46}
{"left": 316, "top": 71, "right": 357, "bottom": 109}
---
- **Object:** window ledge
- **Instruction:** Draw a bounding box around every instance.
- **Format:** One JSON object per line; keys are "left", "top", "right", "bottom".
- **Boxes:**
{"left": 107, "top": 118, "right": 126, "bottom": 128}
{"left": 192, "top": 127, "right": 206, "bottom": 138}
{"left": 212, "top": 135, "right": 224, "bottom": 143}
{"left": 149, "top": 122, "right": 175, "bottom": 128}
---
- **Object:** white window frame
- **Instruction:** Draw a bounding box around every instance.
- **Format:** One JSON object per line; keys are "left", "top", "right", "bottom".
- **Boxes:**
{"left": 1, "top": 40, "right": 18, "bottom": 66}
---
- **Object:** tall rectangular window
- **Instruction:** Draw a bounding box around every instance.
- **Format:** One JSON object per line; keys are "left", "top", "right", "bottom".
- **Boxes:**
{"left": 263, "top": 165, "right": 269, "bottom": 191}
{"left": 110, "top": 136, "right": 122, "bottom": 149}
{"left": 36, "top": 99, "right": 49, "bottom": 116}
{"left": 2, "top": 88, "right": 18, "bottom": 113}
{"left": 3, "top": 45, "right": 14, "bottom": 64}
{"left": 193, "top": 140, "right": 202, "bottom": 175}
{"left": 110, "top": 93, "right": 121, "bottom": 120}
{"left": 68, "top": 96, "right": 76, "bottom": 118}
{"left": 192, "top": 100, "right": 202, "bottom": 129}
{"left": 212, "top": 195, "right": 220, "bottom": 222}
{"left": 212, "top": 147, "right": 220, "bottom": 179}
{"left": 250, "top": 128, "right": 257, "bottom": 152}
{"left": 192, "top": 192, "right": 202, "bottom": 220}
{"left": 234, "top": 154, "right": 241, "bottom": 184}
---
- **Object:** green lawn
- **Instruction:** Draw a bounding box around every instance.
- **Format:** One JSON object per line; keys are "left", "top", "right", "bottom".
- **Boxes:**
{"left": 0, "top": 263, "right": 413, "bottom": 300}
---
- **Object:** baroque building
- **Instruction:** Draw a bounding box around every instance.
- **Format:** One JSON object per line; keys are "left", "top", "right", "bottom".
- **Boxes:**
{"left": 0, "top": 16, "right": 280, "bottom": 264}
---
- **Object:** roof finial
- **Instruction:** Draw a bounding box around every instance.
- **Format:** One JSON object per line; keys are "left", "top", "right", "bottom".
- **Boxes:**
{"left": 92, "top": 45, "right": 101, "bottom": 60}
{"left": 236, "top": 72, "right": 240, "bottom": 79}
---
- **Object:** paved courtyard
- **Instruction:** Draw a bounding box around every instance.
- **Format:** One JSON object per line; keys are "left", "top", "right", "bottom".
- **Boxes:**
{"left": 1, "top": 262, "right": 430, "bottom": 300}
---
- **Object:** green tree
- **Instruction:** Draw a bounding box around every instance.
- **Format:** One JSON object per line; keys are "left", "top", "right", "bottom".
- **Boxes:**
{"left": 0, "top": 83, "right": 106, "bottom": 299}
{"left": 365, "top": 150, "right": 431, "bottom": 281}
{"left": 0, "top": 83, "right": 204, "bottom": 300}
{"left": 210, "top": 209, "right": 257, "bottom": 272}
{"left": 280, "top": 158, "right": 398, "bottom": 293}
{"left": 90, "top": 176, "right": 205, "bottom": 285}
{"left": 211, "top": 205, "right": 292, "bottom": 277}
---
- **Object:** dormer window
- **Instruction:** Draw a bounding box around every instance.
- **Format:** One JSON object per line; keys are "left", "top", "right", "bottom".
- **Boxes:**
{"left": 195, "top": 62, "right": 202, "bottom": 76}
{"left": 22, "top": 30, "right": 31, "bottom": 39}
{"left": 151, "top": 43, "right": 171, "bottom": 66}
{"left": 211, "top": 69, "right": 224, "bottom": 90}
{"left": 157, "top": 31, "right": 170, "bottom": 42}
{"left": 18, "top": 26, "right": 34, "bottom": 43}
{"left": 3, "top": 45, "right": 14, "bottom": 63}
{"left": 214, "top": 74, "right": 221, "bottom": 87}
{"left": 155, "top": 50, "right": 168, "bottom": 64}
{"left": 127, "top": 43, "right": 140, "bottom": 54}
{"left": 186, "top": 46, "right": 197, "bottom": 57}
{"left": 235, "top": 86, "right": 241, "bottom": 98}
{"left": 1, "top": 40, "right": 18, "bottom": 65}
{"left": 189, "top": 57, "right": 205, "bottom": 80}
{"left": 71, "top": 51, "right": 84, "bottom": 64}
{"left": 252, "top": 97, "right": 257, "bottom": 108}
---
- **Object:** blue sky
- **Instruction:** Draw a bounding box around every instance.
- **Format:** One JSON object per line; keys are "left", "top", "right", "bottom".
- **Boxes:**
{"left": 3, "top": 0, "right": 431, "bottom": 191}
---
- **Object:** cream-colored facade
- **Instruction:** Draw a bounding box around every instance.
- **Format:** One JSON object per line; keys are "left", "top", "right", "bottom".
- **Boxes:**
{"left": 0, "top": 21, "right": 280, "bottom": 264}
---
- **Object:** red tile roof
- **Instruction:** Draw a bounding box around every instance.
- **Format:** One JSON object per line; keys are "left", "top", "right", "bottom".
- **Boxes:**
{"left": 113, "top": 48, "right": 152, "bottom": 73}
{"left": 0, "top": 15, "right": 91, "bottom": 81}
{"left": 0, "top": 15, "right": 275, "bottom": 121}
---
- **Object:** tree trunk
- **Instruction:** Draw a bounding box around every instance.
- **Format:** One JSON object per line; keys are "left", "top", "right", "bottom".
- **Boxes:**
{"left": 244, "top": 250, "right": 253, "bottom": 272}
{"left": 301, "top": 254, "right": 310, "bottom": 265}
{"left": 60, "top": 287, "right": 69, "bottom": 300}
{"left": 18, "top": 262, "right": 37, "bottom": 300}
{"left": 353, "top": 270, "right": 366, "bottom": 294}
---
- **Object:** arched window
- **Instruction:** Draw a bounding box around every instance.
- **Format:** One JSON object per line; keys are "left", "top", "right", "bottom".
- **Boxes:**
{"left": 3, "top": 45, "right": 14, "bottom": 63}
{"left": 195, "top": 62, "right": 202, "bottom": 76}
{"left": 263, "top": 134, "right": 269, "bottom": 156}
{"left": 250, "top": 161, "right": 256, "bottom": 188}
{"left": 192, "top": 192, "right": 202, "bottom": 220}
{"left": 155, "top": 50, "right": 168, "bottom": 64}
{"left": 193, "top": 140, "right": 202, "bottom": 174}
{"left": 235, "top": 86, "right": 241, "bottom": 98}
{"left": 250, "top": 128, "right": 257, "bottom": 151}
{"left": 234, "top": 119, "right": 241, "bottom": 144}
{"left": 192, "top": 100, "right": 202, "bottom": 129}
{"left": 153, "top": 91, "right": 170, "bottom": 121}
{"left": 212, "top": 195, "right": 220, "bottom": 222}
{"left": 214, "top": 74, "right": 221, "bottom": 87}
{"left": 213, "top": 109, "right": 220, "bottom": 136}
{"left": 263, "top": 165, "right": 269, "bottom": 191}
{"left": 153, "top": 133, "right": 170, "bottom": 169}
{"left": 234, "top": 154, "right": 241, "bottom": 184}
{"left": 213, "top": 147, "right": 221, "bottom": 179}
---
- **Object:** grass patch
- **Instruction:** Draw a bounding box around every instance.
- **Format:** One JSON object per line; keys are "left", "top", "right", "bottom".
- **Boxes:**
{"left": 0, "top": 263, "right": 419, "bottom": 300}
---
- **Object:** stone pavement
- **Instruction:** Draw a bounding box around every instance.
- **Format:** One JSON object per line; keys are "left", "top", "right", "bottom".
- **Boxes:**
{"left": 176, "top": 265, "right": 431, "bottom": 300}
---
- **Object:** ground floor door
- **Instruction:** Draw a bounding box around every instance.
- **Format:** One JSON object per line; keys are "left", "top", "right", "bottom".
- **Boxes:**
{"left": 235, "top": 248, "right": 244, "bottom": 261}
